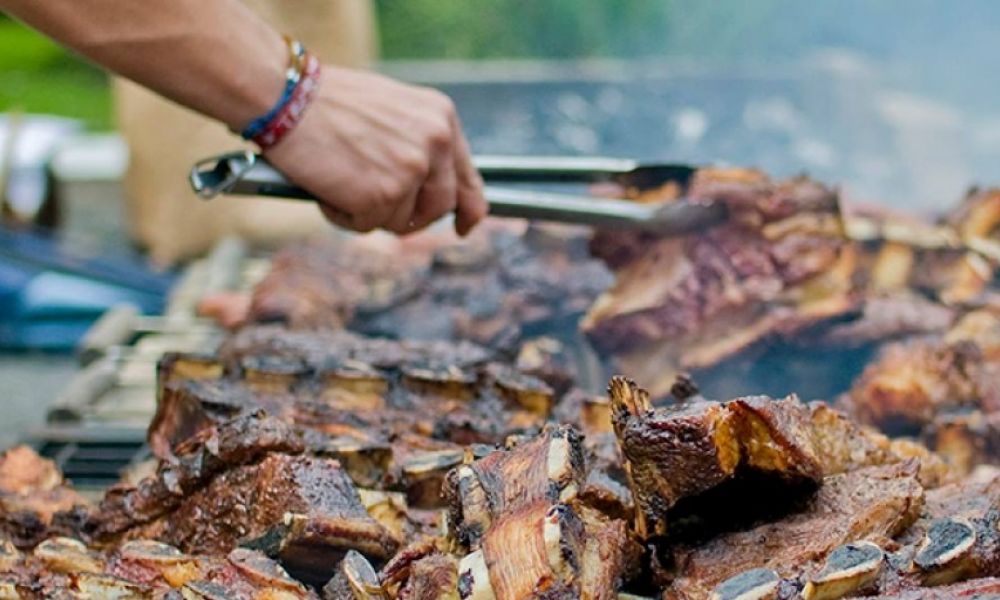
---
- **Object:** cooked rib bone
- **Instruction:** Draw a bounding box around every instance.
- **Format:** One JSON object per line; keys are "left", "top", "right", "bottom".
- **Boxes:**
{"left": 708, "top": 568, "right": 780, "bottom": 600}
{"left": 322, "top": 550, "right": 388, "bottom": 600}
{"left": 801, "top": 542, "right": 884, "bottom": 600}
{"left": 444, "top": 425, "right": 585, "bottom": 549}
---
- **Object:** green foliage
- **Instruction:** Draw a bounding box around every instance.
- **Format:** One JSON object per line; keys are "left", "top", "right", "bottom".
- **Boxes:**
{"left": 375, "top": 0, "right": 676, "bottom": 59}
{"left": 0, "top": 0, "right": 968, "bottom": 129}
{"left": 0, "top": 19, "right": 111, "bottom": 129}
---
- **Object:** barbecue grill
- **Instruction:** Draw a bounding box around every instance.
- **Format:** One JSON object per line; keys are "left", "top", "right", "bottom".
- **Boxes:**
{"left": 5, "top": 62, "right": 1000, "bottom": 599}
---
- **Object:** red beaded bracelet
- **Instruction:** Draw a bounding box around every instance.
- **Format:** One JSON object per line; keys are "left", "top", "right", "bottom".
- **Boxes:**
{"left": 250, "top": 50, "right": 321, "bottom": 151}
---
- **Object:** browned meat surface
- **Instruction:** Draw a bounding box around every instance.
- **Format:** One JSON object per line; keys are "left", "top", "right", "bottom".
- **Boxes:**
{"left": 608, "top": 377, "right": 948, "bottom": 541}
{"left": 610, "top": 377, "right": 822, "bottom": 540}
{"left": 396, "top": 552, "right": 458, "bottom": 600}
{"left": 443, "top": 426, "right": 635, "bottom": 600}
{"left": 219, "top": 325, "right": 494, "bottom": 373}
{"left": 810, "top": 292, "right": 956, "bottom": 347}
{"left": 444, "top": 425, "right": 585, "bottom": 549}
{"left": 379, "top": 541, "right": 458, "bottom": 600}
{"left": 87, "top": 412, "right": 303, "bottom": 542}
{"left": 664, "top": 461, "right": 924, "bottom": 599}
{"left": 585, "top": 168, "right": 850, "bottom": 398}
{"left": 683, "top": 467, "right": 1000, "bottom": 600}
{"left": 858, "top": 578, "right": 1000, "bottom": 599}
{"left": 83, "top": 413, "right": 396, "bottom": 587}
{"left": 842, "top": 308, "right": 1000, "bottom": 472}
{"left": 948, "top": 187, "right": 1000, "bottom": 247}
{"left": 247, "top": 227, "right": 611, "bottom": 351}
{"left": 249, "top": 239, "right": 425, "bottom": 330}
{"left": 841, "top": 334, "right": 994, "bottom": 437}
{"left": 0, "top": 536, "right": 318, "bottom": 599}
{"left": 0, "top": 446, "right": 88, "bottom": 549}
{"left": 924, "top": 411, "right": 1000, "bottom": 474}
{"left": 149, "top": 342, "right": 575, "bottom": 492}
{"left": 123, "top": 452, "right": 396, "bottom": 587}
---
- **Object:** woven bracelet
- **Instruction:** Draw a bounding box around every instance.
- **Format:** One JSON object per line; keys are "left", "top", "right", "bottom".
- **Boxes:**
{"left": 240, "top": 36, "right": 311, "bottom": 146}
{"left": 250, "top": 52, "right": 321, "bottom": 150}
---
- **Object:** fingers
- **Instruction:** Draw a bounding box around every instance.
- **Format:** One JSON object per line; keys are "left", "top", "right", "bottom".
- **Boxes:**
{"left": 407, "top": 147, "right": 457, "bottom": 233}
{"left": 383, "top": 186, "right": 421, "bottom": 234}
{"left": 451, "top": 114, "right": 487, "bottom": 236}
{"left": 268, "top": 72, "right": 484, "bottom": 237}
{"left": 317, "top": 202, "right": 366, "bottom": 232}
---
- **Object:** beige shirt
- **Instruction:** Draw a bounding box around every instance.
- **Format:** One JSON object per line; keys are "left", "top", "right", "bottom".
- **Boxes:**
{"left": 117, "top": 0, "right": 376, "bottom": 265}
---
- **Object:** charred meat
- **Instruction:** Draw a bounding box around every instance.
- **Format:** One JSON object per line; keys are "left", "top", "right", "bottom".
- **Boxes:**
{"left": 84, "top": 413, "right": 397, "bottom": 587}
{"left": 608, "top": 377, "right": 947, "bottom": 540}
{"left": 0, "top": 446, "right": 89, "bottom": 549}
{"left": 585, "top": 168, "right": 850, "bottom": 398}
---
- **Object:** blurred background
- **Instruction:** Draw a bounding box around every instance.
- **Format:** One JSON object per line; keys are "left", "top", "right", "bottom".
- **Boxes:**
{"left": 6, "top": 0, "right": 1000, "bottom": 207}
{"left": 1, "top": 0, "right": 1000, "bottom": 439}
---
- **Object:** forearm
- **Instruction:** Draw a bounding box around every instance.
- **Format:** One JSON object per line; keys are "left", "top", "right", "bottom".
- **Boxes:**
{"left": 1, "top": 0, "right": 286, "bottom": 131}
{"left": 1, "top": 0, "right": 489, "bottom": 235}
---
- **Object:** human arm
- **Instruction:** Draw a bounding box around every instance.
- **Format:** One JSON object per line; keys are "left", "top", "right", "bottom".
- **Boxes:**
{"left": 0, "top": 0, "right": 487, "bottom": 234}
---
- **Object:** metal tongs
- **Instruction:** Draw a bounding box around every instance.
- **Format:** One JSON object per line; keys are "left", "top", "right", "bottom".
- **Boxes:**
{"left": 189, "top": 151, "right": 726, "bottom": 235}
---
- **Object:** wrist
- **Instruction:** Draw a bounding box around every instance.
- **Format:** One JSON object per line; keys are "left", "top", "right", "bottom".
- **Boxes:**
{"left": 246, "top": 52, "right": 321, "bottom": 149}
{"left": 220, "top": 29, "right": 288, "bottom": 133}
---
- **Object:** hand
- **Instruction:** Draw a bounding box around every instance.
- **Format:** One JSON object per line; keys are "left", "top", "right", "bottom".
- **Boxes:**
{"left": 263, "top": 65, "right": 488, "bottom": 236}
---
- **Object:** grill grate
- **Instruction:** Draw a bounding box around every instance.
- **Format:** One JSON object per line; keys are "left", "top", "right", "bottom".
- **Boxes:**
{"left": 31, "top": 430, "right": 149, "bottom": 492}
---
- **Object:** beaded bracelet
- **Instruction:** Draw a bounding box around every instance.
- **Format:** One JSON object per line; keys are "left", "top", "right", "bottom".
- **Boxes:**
{"left": 250, "top": 52, "right": 321, "bottom": 150}
{"left": 240, "top": 36, "right": 320, "bottom": 150}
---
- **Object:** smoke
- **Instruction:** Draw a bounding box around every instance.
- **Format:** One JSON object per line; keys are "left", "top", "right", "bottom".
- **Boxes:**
{"left": 393, "top": 1, "right": 1000, "bottom": 212}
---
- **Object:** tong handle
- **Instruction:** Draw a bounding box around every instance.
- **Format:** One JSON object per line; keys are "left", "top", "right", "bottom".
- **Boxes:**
{"left": 474, "top": 155, "right": 640, "bottom": 183}
{"left": 189, "top": 151, "right": 725, "bottom": 234}
{"left": 189, "top": 151, "right": 655, "bottom": 224}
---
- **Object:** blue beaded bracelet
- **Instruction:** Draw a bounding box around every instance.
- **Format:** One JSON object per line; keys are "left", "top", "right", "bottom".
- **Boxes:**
{"left": 240, "top": 38, "right": 306, "bottom": 141}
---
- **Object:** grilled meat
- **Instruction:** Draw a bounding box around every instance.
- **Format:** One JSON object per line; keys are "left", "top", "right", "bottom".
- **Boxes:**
{"left": 443, "top": 425, "right": 585, "bottom": 549}
{"left": 0, "top": 446, "right": 89, "bottom": 549}
{"left": 698, "top": 467, "right": 1000, "bottom": 600}
{"left": 0, "top": 537, "right": 319, "bottom": 599}
{"left": 585, "top": 168, "right": 850, "bottom": 398}
{"left": 247, "top": 227, "right": 611, "bottom": 351}
{"left": 84, "top": 413, "right": 397, "bottom": 586}
{"left": 88, "top": 412, "right": 304, "bottom": 541}
{"left": 841, "top": 307, "right": 1000, "bottom": 471}
{"left": 380, "top": 541, "right": 458, "bottom": 600}
{"left": 219, "top": 325, "right": 494, "bottom": 374}
{"left": 923, "top": 410, "right": 1000, "bottom": 474}
{"left": 150, "top": 342, "right": 574, "bottom": 492}
{"left": 664, "top": 461, "right": 924, "bottom": 599}
{"left": 444, "top": 426, "right": 636, "bottom": 599}
{"left": 249, "top": 239, "right": 425, "bottom": 330}
{"left": 608, "top": 377, "right": 949, "bottom": 541}
{"left": 609, "top": 377, "right": 823, "bottom": 539}
{"left": 126, "top": 452, "right": 397, "bottom": 586}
